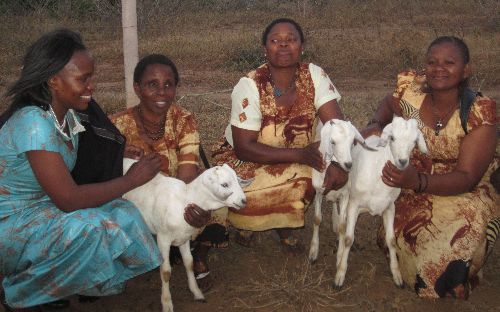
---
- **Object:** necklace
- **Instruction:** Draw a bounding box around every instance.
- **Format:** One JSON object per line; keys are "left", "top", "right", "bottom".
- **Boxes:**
{"left": 138, "top": 106, "right": 166, "bottom": 141}
{"left": 429, "top": 99, "right": 458, "bottom": 136}
{"left": 49, "top": 105, "right": 67, "bottom": 132}
{"left": 269, "top": 70, "right": 296, "bottom": 98}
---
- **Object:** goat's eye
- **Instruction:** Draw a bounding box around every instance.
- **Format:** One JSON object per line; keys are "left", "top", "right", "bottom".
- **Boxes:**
{"left": 330, "top": 140, "right": 335, "bottom": 145}
{"left": 389, "top": 135, "right": 395, "bottom": 141}
{"left": 221, "top": 183, "right": 228, "bottom": 188}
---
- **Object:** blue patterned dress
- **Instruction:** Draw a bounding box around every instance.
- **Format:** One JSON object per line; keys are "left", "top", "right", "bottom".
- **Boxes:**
{"left": 0, "top": 106, "right": 162, "bottom": 308}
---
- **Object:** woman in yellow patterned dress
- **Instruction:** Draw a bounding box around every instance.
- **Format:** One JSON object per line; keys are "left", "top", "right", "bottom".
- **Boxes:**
{"left": 212, "top": 18, "right": 348, "bottom": 253}
{"left": 110, "top": 54, "right": 218, "bottom": 289}
{"left": 363, "top": 36, "right": 499, "bottom": 299}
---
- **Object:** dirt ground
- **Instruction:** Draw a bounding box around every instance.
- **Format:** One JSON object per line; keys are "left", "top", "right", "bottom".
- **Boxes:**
{"left": 59, "top": 82, "right": 500, "bottom": 312}
{"left": 1, "top": 69, "right": 499, "bottom": 312}
{"left": 3, "top": 213, "right": 498, "bottom": 312}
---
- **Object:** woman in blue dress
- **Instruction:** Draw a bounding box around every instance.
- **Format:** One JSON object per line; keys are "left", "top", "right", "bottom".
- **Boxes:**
{"left": 0, "top": 29, "right": 208, "bottom": 311}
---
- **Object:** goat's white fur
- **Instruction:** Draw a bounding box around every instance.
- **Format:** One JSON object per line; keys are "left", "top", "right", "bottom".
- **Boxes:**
{"left": 122, "top": 159, "right": 250, "bottom": 312}
{"left": 308, "top": 119, "right": 366, "bottom": 262}
{"left": 334, "top": 117, "right": 428, "bottom": 288}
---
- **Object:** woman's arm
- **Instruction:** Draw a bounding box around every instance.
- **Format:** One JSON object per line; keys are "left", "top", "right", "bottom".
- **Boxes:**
{"left": 318, "top": 100, "right": 349, "bottom": 191}
{"left": 177, "top": 164, "right": 198, "bottom": 184}
{"left": 362, "top": 93, "right": 402, "bottom": 137}
{"left": 232, "top": 126, "right": 323, "bottom": 170}
{"left": 28, "top": 151, "right": 162, "bottom": 212}
{"left": 383, "top": 124, "right": 496, "bottom": 195}
{"left": 233, "top": 99, "right": 343, "bottom": 171}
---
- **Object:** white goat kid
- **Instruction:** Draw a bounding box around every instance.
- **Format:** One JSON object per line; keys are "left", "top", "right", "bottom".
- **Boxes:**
{"left": 308, "top": 119, "right": 367, "bottom": 263}
{"left": 122, "top": 159, "right": 250, "bottom": 312}
{"left": 334, "top": 117, "right": 428, "bottom": 289}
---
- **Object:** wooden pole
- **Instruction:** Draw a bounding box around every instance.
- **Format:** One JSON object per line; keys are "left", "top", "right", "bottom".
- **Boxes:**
{"left": 121, "top": 0, "right": 139, "bottom": 107}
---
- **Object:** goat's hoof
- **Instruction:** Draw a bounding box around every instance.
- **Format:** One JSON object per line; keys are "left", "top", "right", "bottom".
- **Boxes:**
{"left": 396, "top": 281, "right": 405, "bottom": 289}
{"left": 195, "top": 298, "right": 207, "bottom": 303}
{"left": 332, "top": 283, "right": 343, "bottom": 291}
{"left": 308, "top": 254, "right": 317, "bottom": 264}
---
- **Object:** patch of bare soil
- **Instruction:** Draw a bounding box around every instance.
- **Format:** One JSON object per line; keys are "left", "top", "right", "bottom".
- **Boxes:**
{"left": 12, "top": 209, "right": 499, "bottom": 312}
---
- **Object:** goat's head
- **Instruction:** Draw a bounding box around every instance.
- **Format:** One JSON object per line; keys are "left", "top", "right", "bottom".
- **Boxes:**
{"left": 202, "top": 164, "right": 251, "bottom": 210}
{"left": 379, "top": 117, "right": 428, "bottom": 170}
{"left": 319, "top": 119, "right": 365, "bottom": 172}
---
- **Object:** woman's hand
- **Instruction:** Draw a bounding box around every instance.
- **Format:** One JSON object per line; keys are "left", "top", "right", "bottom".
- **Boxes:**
{"left": 184, "top": 204, "right": 210, "bottom": 228}
{"left": 125, "top": 153, "right": 162, "bottom": 187}
{"left": 381, "top": 161, "right": 420, "bottom": 191}
{"left": 125, "top": 145, "right": 144, "bottom": 160}
{"left": 360, "top": 123, "right": 383, "bottom": 138}
{"left": 300, "top": 141, "right": 325, "bottom": 171}
{"left": 323, "top": 163, "right": 348, "bottom": 193}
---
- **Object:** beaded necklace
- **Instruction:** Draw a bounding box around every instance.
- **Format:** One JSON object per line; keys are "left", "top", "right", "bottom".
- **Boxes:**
{"left": 269, "top": 69, "right": 296, "bottom": 98}
{"left": 138, "top": 106, "right": 166, "bottom": 141}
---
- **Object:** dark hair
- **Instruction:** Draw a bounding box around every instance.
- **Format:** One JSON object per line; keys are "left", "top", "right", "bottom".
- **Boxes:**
{"left": 261, "top": 18, "right": 304, "bottom": 46}
{"left": 133, "top": 54, "right": 179, "bottom": 86}
{"left": 427, "top": 36, "right": 470, "bottom": 93}
{"left": 0, "top": 28, "right": 86, "bottom": 128}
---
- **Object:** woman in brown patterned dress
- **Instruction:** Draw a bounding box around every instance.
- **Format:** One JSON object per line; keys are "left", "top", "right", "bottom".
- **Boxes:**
{"left": 212, "top": 18, "right": 348, "bottom": 253}
{"left": 363, "top": 36, "right": 499, "bottom": 299}
{"left": 110, "top": 54, "right": 217, "bottom": 289}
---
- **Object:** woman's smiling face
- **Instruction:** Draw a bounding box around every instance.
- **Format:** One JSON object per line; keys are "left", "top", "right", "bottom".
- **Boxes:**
{"left": 50, "top": 50, "right": 95, "bottom": 112}
{"left": 134, "top": 63, "right": 177, "bottom": 116}
{"left": 425, "top": 42, "right": 469, "bottom": 92}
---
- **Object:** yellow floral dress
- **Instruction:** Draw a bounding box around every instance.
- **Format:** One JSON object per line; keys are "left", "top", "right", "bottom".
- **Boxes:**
{"left": 212, "top": 63, "right": 341, "bottom": 231}
{"left": 378, "top": 71, "right": 499, "bottom": 298}
{"left": 111, "top": 105, "right": 230, "bottom": 241}
{"left": 110, "top": 104, "right": 200, "bottom": 176}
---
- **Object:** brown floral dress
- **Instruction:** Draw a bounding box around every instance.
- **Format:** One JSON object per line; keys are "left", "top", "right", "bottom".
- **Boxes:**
{"left": 378, "top": 70, "right": 499, "bottom": 298}
{"left": 110, "top": 105, "right": 230, "bottom": 233}
{"left": 212, "top": 63, "right": 340, "bottom": 231}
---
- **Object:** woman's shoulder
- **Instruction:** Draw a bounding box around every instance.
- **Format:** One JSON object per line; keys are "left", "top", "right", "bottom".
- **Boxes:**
{"left": 394, "top": 69, "right": 427, "bottom": 98}
{"left": 469, "top": 93, "right": 497, "bottom": 126}
{"left": 169, "top": 103, "right": 194, "bottom": 118}
{"left": 9, "top": 105, "right": 51, "bottom": 126}
{"left": 109, "top": 107, "right": 135, "bottom": 123}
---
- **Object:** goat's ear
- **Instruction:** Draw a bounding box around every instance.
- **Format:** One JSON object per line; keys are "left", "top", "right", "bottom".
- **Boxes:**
{"left": 417, "top": 130, "right": 429, "bottom": 154}
{"left": 378, "top": 123, "right": 393, "bottom": 147}
{"left": 238, "top": 176, "right": 254, "bottom": 188}
{"left": 203, "top": 166, "right": 220, "bottom": 185}
{"left": 319, "top": 121, "right": 334, "bottom": 161}
{"left": 353, "top": 125, "right": 377, "bottom": 150}
{"left": 352, "top": 126, "right": 365, "bottom": 145}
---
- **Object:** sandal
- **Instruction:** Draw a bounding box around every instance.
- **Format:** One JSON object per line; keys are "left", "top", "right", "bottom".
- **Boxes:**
{"left": 194, "top": 260, "right": 213, "bottom": 292}
{"left": 234, "top": 230, "right": 255, "bottom": 248}
{"left": 78, "top": 295, "right": 100, "bottom": 303}
{"left": 279, "top": 236, "right": 304, "bottom": 256}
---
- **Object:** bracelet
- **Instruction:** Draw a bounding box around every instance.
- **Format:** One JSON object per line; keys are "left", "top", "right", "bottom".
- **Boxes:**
{"left": 416, "top": 172, "right": 423, "bottom": 193}
{"left": 330, "top": 159, "right": 341, "bottom": 168}
{"left": 366, "top": 118, "right": 383, "bottom": 127}
{"left": 416, "top": 172, "right": 429, "bottom": 193}
{"left": 421, "top": 172, "right": 429, "bottom": 192}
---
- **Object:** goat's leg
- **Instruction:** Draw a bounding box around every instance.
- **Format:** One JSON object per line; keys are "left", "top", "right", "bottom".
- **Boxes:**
{"left": 157, "top": 235, "right": 174, "bottom": 312}
{"left": 179, "top": 241, "right": 205, "bottom": 301}
{"left": 331, "top": 200, "right": 340, "bottom": 234}
{"left": 334, "top": 203, "right": 358, "bottom": 289}
{"left": 383, "top": 204, "right": 404, "bottom": 288}
{"left": 335, "top": 196, "right": 349, "bottom": 267}
{"left": 308, "top": 193, "right": 323, "bottom": 262}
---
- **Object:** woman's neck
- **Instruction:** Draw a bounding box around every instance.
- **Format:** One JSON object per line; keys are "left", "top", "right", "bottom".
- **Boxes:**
{"left": 430, "top": 88, "right": 460, "bottom": 109}
{"left": 268, "top": 64, "right": 297, "bottom": 89}
{"left": 50, "top": 102, "right": 68, "bottom": 125}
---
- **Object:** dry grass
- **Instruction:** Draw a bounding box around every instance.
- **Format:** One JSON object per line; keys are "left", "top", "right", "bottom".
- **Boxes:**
{"left": 231, "top": 258, "right": 355, "bottom": 312}
{"left": 0, "top": 3, "right": 498, "bottom": 311}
